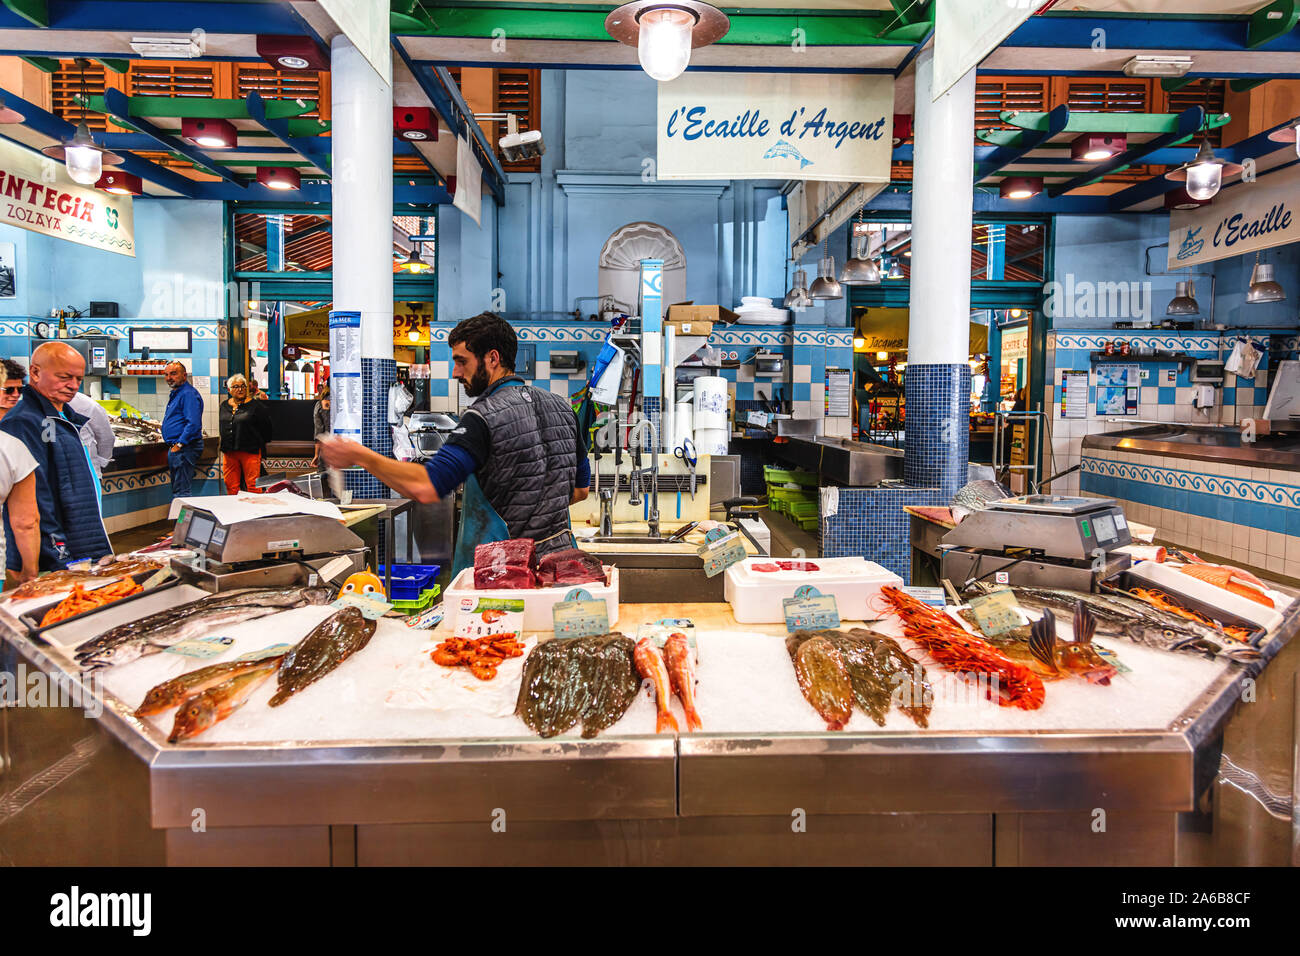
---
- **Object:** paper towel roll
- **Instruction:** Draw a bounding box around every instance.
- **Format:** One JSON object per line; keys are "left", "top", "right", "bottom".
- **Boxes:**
{"left": 694, "top": 426, "right": 729, "bottom": 456}
{"left": 673, "top": 400, "right": 694, "bottom": 447}
{"left": 693, "top": 376, "right": 728, "bottom": 430}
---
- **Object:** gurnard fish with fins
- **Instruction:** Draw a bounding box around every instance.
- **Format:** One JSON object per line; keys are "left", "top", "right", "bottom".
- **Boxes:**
{"left": 135, "top": 654, "right": 288, "bottom": 716}
{"left": 663, "top": 632, "right": 703, "bottom": 732}
{"left": 634, "top": 638, "right": 679, "bottom": 734}
{"left": 958, "top": 604, "right": 1117, "bottom": 685}
{"left": 166, "top": 660, "right": 281, "bottom": 743}
{"left": 268, "top": 605, "right": 377, "bottom": 706}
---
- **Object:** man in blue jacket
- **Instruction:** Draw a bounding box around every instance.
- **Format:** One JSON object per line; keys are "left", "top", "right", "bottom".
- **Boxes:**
{"left": 161, "top": 360, "right": 205, "bottom": 498}
{"left": 1, "top": 342, "right": 111, "bottom": 573}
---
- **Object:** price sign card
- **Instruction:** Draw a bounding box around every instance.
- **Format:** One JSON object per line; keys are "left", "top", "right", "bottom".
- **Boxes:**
{"left": 553, "top": 588, "right": 610, "bottom": 639}
{"left": 903, "top": 586, "right": 947, "bottom": 608}
{"left": 332, "top": 592, "right": 394, "bottom": 620}
{"left": 746, "top": 410, "right": 770, "bottom": 427}
{"left": 966, "top": 587, "right": 1023, "bottom": 638}
{"left": 454, "top": 597, "right": 525, "bottom": 639}
{"left": 783, "top": 585, "right": 841, "bottom": 633}
{"left": 165, "top": 635, "right": 235, "bottom": 659}
{"left": 235, "top": 643, "right": 294, "bottom": 662}
{"left": 636, "top": 618, "right": 697, "bottom": 650}
{"left": 699, "top": 529, "right": 746, "bottom": 578}
{"left": 404, "top": 603, "right": 445, "bottom": 630}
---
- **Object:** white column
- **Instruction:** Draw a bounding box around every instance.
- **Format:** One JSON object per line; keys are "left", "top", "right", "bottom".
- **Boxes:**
{"left": 909, "top": 45, "right": 975, "bottom": 365}
{"left": 331, "top": 34, "right": 393, "bottom": 359}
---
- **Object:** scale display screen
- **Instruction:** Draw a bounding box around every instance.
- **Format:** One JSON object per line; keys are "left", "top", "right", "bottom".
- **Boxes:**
{"left": 1092, "top": 513, "right": 1117, "bottom": 543}
{"left": 185, "top": 514, "right": 216, "bottom": 548}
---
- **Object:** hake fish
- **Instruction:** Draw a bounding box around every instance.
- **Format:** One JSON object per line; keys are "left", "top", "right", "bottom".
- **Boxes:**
{"left": 135, "top": 654, "right": 288, "bottom": 716}
{"left": 166, "top": 660, "right": 281, "bottom": 743}
{"left": 987, "top": 583, "right": 1261, "bottom": 663}
{"left": 787, "top": 635, "right": 853, "bottom": 731}
{"left": 75, "top": 586, "right": 334, "bottom": 670}
{"left": 268, "top": 605, "right": 376, "bottom": 706}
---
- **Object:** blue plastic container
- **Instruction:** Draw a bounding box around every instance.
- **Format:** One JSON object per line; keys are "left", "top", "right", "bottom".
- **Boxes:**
{"left": 377, "top": 564, "right": 441, "bottom": 601}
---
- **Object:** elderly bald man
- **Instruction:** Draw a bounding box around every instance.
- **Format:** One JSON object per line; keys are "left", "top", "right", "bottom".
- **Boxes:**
{"left": 0, "top": 342, "right": 111, "bottom": 573}
{"left": 161, "top": 360, "right": 204, "bottom": 498}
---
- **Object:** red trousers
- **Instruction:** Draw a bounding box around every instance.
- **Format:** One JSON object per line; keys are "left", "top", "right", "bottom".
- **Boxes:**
{"left": 223, "top": 451, "right": 262, "bottom": 495}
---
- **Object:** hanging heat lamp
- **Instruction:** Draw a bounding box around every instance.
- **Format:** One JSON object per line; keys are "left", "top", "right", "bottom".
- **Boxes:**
{"left": 257, "top": 166, "right": 301, "bottom": 190}
{"left": 41, "top": 59, "right": 123, "bottom": 184}
{"left": 885, "top": 258, "right": 905, "bottom": 280}
{"left": 0, "top": 95, "right": 24, "bottom": 124}
{"left": 999, "top": 176, "right": 1042, "bottom": 200}
{"left": 1165, "top": 136, "right": 1243, "bottom": 202}
{"left": 808, "top": 242, "right": 843, "bottom": 300}
{"left": 605, "top": 1, "right": 731, "bottom": 83}
{"left": 1166, "top": 280, "right": 1200, "bottom": 316}
{"left": 1268, "top": 121, "right": 1300, "bottom": 159}
{"left": 1246, "top": 252, "right": 1286, "bottom": 304}
{"left": 840, "top": 219, "right": 881, "bottom": 286}
{"left": 784, "top": 265, "right": 812, "bottom": 310}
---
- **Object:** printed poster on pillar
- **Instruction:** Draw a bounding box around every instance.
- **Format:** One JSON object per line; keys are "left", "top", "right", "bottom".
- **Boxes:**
{"left": 656, "top": 72, "right": 893, "bottom": 183}
{"left": 0, "top": 137, "right": 134, "bottom": 257}
{"left": 1168, "top": 164, "right": 1300, "bottom": 269}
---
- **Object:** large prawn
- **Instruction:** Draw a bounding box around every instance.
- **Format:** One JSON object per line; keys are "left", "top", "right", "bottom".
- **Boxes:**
{"left": 877, "top": 586, "right": 1046, "bottom": 711}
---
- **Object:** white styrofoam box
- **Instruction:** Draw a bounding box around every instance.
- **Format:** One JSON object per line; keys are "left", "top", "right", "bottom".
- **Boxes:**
{"left": 724, "top": 556, "right": 902, "bottom": 624}
{"left": 1128, "top": 560, "right": 1286, "bottom": 631}
{"left": 443, "top": 565, "right": 619, "bottom": 633}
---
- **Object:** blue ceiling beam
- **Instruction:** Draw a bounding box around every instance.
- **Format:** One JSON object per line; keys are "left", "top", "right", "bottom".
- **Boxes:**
{"left": 975, "top": 104, "right": 1070, "bottom": 182}
{"left": 0, "top": 1, "right": 308, "bottom": 34}
{"left": 0, "top": 87, "right": 200, "bottom": 197}
{"left": 863, "top": 187, "right": 1113, "bottom": 215}
{"left": 1048, "top": 106, "right": 1203, "bottom": 198}
{"left": 1006, "top": 15, "right": 1300, "bottom": 52}
{"left": 245, "top": 91, "right": 330, "bottom": 172}
{"left": 102, "top": 87, "right": 243, "bottom": 185}
{"left": 97, "top": 133, "right": 295, "bottom": 154}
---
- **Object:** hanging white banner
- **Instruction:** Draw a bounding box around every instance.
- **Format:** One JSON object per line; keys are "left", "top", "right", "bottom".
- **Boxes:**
{"left": 1168, "top": 166, "right": 1299, "bottom": 269}
{"left": 933, "top": 0, "right": 1036, "bottom": 101}
{"left": 656, "top": 72, "right": 893, "bottom": 183}
{"left": 0, "top": 137, "right": 134, "bottom": 257}
{"left": 317, "top": 0, "right": 391, "bottom": 84}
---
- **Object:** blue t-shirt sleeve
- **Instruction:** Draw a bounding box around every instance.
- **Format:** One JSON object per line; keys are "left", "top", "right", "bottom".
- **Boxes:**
{"left": 576, "top": 453, "right": 591, "bottom": 488}
{"left": 181, "top": 387, "right": 204, "bottom": 445}
{"left": 422, "top": 443, "right": 478, "bottom": 499}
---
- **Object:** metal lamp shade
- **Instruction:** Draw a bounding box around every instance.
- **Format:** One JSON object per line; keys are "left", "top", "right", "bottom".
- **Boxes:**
{"left": 886, "top": 259, "right": 905, "bottom": 280}
{"left": 784, "top": 267, "right": 812, "bottom": 309}
{"left": 1166, "top": 280, "right": 1200, "bottom": 316}
{"left": 1246, "top": 262, "right": 1286, "bottom": 304}
{"left": 839, "top": 236, "right": 881, "bottom": 285}
{"left": 808, "top": 256, "right": 843, "bottom": 299}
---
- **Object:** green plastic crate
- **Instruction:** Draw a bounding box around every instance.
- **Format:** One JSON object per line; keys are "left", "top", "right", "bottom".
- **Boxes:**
{"left": 390, "top": 584, "right": 441, "bottom": 613}
{"left": 763, "top": 466, "right": 819, "bottom": 487}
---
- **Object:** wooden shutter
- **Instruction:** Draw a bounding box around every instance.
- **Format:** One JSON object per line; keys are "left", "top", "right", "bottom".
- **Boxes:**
{"left": 235, "top": 64, "right": 325, "bottom": 119}
{"left": 1161, "top": 79, "right": 1226, "bottom": 147}
{"left": 128, "top": 61, "right": 216, "bottom": 99}
{"left": 975, "top": 77, "right": 1048, "bottom": 142}
{"left": 495, "top": 68, "right": 540, "bottom": 171}
{"left": 52, "top": 59, "right": 109, "bottom": 131}
{"left": 1064, "top": 78, "right": 1150, "bottom": 113}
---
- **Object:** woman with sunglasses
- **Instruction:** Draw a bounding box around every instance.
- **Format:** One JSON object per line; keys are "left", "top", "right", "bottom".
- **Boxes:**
{"left": 0, "top": 358, "right": 25, "bottom": 422}
{"left": 219, "top": 374, "right": 271, "bottom": 494}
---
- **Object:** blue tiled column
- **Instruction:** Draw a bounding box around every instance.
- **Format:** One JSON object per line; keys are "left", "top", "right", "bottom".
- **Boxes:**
{"left": 904, "top": 363, "right": 971, "bottom": 498}
{"left": 345, "top": 357, "right": 398, "bottom": 499}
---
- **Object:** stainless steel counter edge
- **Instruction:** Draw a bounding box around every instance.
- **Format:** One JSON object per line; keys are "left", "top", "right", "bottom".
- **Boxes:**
{"left": 1081, "top": 425, "right": 1300, "bottom": 469}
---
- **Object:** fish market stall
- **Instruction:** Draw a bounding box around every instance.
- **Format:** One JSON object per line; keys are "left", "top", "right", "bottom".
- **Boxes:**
{"left": 1, "top": 519, "right": 1297, "bottom": 866}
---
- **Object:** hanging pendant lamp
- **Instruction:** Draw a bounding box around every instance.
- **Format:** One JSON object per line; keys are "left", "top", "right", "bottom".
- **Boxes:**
{"left": 808, "top": 239, "right": 843, "bottom": 300}
{"left": 840, "top": 231, "right": 881, "bottom": 286}
{"left": 1246, "top": 252, "right": 1286, "bottom": 304}
{"left": 40, "top": 59, "right": 123, "bottom": 183}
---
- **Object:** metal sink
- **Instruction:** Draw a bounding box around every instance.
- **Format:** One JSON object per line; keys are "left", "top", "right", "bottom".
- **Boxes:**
{"left": 578, "top": 537, "right": 719, "bottom": 603}
{"left": 585, "top": 535, "right": 674, "bottom": 545}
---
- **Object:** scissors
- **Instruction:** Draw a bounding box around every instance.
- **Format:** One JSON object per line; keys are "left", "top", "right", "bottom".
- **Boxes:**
{"left": 674, "top": 438, "right": 697, "bottom": 499}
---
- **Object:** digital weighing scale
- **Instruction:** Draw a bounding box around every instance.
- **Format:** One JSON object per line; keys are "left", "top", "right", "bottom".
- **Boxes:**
{"left": 170, "top": 506, "right": 368, "bottom": 592}
{"left": 940, "top": 495, "right": 1132, "bottom": 592}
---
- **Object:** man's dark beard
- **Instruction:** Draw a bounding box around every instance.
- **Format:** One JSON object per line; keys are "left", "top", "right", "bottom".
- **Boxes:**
{"left": 462, "top": 364, "right": 491, "bottom": 397}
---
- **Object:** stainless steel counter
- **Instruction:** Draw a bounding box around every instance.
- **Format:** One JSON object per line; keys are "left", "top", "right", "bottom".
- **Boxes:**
{"left": 1083, "top": 424, "right": 1300, "bottom": 470}
{"left": 770, "top": 436, "right": 903, "bottom": 486}
{"left": 1, "top": 593, "right": 1296, "bottom": 866}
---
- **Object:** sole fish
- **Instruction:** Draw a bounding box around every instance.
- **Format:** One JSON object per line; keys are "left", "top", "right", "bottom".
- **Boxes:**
{"left": 514, "top": 634, "right": 639, "bottom": 739}
{"left": 268, "top": 605, "right": 376, "bottom": 706}
{"left": 845, "top": 628, "right": 933, "bottom": 728}
{"left": 791, "top": 636, "right": 853, "bottom": 731}
{"left": 577, "top": 633, "right": 639, "bottom": 738}
{"left": 135, "top": 655, "right": 288, "bottom": 716}
{"left": 166, "top": 661, "right": 280, "bottom": 743}
{"left": 634, "top": 638, "right": 679, "bottom": 734}
{"left": 663, "top": 632, "right": 703, "bottom": 732}
{"left": 516, "top": 639, "right": 585, "bottom": 738}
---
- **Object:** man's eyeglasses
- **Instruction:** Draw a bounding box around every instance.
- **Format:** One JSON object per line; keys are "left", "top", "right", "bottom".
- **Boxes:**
{"left": 2, "top": 386, "right": 20, "bottom": 395}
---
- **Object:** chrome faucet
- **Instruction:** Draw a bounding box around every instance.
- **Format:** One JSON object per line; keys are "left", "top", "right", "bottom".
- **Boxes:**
{"left": 599, "top": 487, "right": 615, "bottom": 536}
{"left": 628, "top": 419, "right": 660, "bottom": 539}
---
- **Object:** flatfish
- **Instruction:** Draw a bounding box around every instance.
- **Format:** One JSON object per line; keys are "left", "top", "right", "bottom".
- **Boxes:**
{"left": 576, "top": 633, "right": 639, "bottom": 738}
{"left": 268, "top": 606, "right": 377, "bottom": 706}
{"left": 790, "top": 636, "right": 853, "bottom": 731}
{"left": 845, "top": 628, "right": 932, "bottom": 728}
{"left": 515, "top": 639, "right": 585, "bottom": 738}
{"left": 515, "top": 633, "right": 639, "bottom": 738}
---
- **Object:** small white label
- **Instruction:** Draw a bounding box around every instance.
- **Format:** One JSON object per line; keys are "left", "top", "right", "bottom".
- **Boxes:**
{"left": 267, "top": 538, "right": 300, "bottom": 550}
{"left": 1114, "top": 513, "right": 1128, "bottom": 529}
{"left": 316, "top": 556, "right": 354, "bottom": 582}
{"left": 994, "top": 571, "right": 1010, "bottom": 584}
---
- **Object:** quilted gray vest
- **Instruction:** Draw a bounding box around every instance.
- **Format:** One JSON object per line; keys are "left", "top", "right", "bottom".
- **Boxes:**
{"left": 466, "top": 377, "right": 578, "bottom": 549}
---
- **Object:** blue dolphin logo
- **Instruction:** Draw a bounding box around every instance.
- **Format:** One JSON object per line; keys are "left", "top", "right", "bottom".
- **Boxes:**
{"left": 763, "top": 139, "right": 813, "bottom": 169}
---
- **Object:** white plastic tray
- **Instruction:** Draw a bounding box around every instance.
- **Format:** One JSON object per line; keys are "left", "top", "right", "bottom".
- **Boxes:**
{"left": 1127, "top": 560, "right": 1285, "bottom": 632}
{"left": 724, "top": 557, "right": 902, "bottom": 624}
{"left": 443, "top": 565, "right": 620, "bottom": 632}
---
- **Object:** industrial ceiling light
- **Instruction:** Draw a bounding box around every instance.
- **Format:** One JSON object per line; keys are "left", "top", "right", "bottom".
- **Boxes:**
{"left": 257, "top": 166, "right": 300, "bottom": 190}
{"left": 1166, "top": 280, "right": 1200, "bottom": 316}
{"left": 1164, "top": 186, "right": 1212, "bottom": 211}
{"left": 876, "top": 351, "right": 888, "bottom": 361}
{"left": 95, "top": 170, "right": 142, "bottom": 195}
{"left": 1246, "top": 253, "right": 1286, "bottom": 304}
{"left": 1123, "top": 55, "right": 1193, "bottom": 77}
{"left": 784, "top": 267, "right": 812, "bottom": 311}
{"left": 1071, "top": 132, "right": 1126, "bottom": 162}
{"left": 182, "top": 117, "right": 237, "bottom": 149}
{"left": 0, "top": 95, "right": 23, "bottom": 124}
{"left": 1165, "top": 137, "right": 1243, "bottom": 202}
{"left": 886, "top": 259, "right": 904, "bottom": 280}
{"left": 999, "top": 176, "right": 1041, "bottom": 200}
{"left": 400, "top": 241, "right": 431, "bottom": 274}
{"left": 42, "top": 59, "right": 123, "bottom": 184}
{"left": 256, "top": 35, "right": 329, "bottom": 72}
{"left": 808, "top": 240, "right": 843, "bottom": 300}
{"left": 478, "top": 112, "right": 546, "bottom": 162}
{"left": 840, "top": 232, "right": 881, "bottom": 286}
{"left": 130, "top": 30, "right": 205, "bottom": 58}
{"left": 605, "top": 1, "right": 730, "bottom": 83}
{"left": 394, "top": 107, "right": 438, "bottom": 141}
{"left": 1267, "top": 120, "right": 1300, "bottom": 159}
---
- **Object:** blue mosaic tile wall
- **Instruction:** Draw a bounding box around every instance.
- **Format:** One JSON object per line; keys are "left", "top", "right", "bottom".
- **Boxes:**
{"left": 903, "top": 363, "right": 971, "bottom": 498}
{"left": 820, "top": 486, "right": 947, "bottom": 582}
{"left": 346, "top": 356, "right": 397, "bottom": 499}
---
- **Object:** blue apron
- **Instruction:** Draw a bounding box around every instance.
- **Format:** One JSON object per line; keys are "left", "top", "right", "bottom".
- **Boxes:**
{"left": 449, "top": 377, "right": 575, "bottom": 578}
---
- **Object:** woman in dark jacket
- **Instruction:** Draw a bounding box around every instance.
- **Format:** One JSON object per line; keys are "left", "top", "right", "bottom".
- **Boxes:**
{"left": 220, "top": 374, "right": 272, "bottom": 494}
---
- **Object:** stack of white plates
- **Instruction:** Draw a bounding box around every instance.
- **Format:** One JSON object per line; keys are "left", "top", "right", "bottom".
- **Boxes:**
{"left": 734, "top": 296, "right": 790, "bottom": 326}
